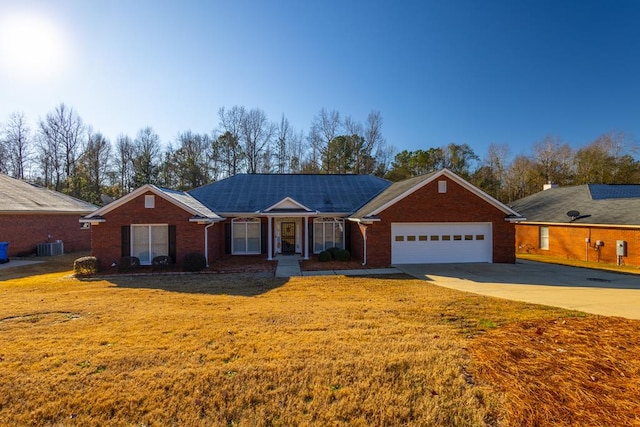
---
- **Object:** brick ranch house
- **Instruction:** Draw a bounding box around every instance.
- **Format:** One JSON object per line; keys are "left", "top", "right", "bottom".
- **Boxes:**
{"left": 81, "top": 169, "right": 522, "bottom": 270}
{"left": 0, "top": 173, "right": 97, "bottom": 257}
{"left": 511, "top": 184, "right": 640, "bottom": 267}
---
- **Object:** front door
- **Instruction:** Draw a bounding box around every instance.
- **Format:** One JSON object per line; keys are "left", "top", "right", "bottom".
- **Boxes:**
{"left": 281, "top": 222, "right": 296, "bottom": 254}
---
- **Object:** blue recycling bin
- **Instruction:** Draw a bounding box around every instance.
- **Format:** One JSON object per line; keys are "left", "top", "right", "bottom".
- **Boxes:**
{"left": 0, "top": 242, "right": 8, "bottom": 263}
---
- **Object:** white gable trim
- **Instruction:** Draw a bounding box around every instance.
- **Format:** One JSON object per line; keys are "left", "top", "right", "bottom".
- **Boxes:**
{"left": 263, "top": 197, "right": 312, "bottom": 212}
{"left": 82, "top": 185, "right": 222, "bottom": 221}
{"left": 369, "top": 169, "right": 521, "bottom": 217}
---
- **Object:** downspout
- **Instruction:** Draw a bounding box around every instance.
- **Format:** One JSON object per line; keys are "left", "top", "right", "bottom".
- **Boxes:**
{"left": 362, "top": 225, "right": 368, "bottom": 266}
{"left": 204, "top": 223, "right": 215, "bottom": 267}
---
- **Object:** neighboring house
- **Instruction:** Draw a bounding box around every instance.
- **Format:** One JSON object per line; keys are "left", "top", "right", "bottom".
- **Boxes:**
{"left": 81, "top": 169, "right": 522, "bottom": 270}
{"left": 511, "top": 184, "right": 640, "bottom": 266}
{"left": 0, "top": 173, "right": 97, "bottom": 257}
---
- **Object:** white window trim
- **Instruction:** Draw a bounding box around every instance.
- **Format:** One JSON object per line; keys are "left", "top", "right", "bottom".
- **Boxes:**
{"left": 313, "top": 217, "right": 345, "bottom": 254}
{"left": 144, "top": 195, "right": 155, "bottom": 208}
{"left": 232, "top": 217, "right": 261, "bottom": 255}
{"left": 131, "top": 224, "right": 168, "bottom": 265}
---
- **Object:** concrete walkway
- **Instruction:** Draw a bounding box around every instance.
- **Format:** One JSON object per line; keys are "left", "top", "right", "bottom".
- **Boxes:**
{"left": 274, "top": 255, "right": 303, "bottom": 278}
{"left": 0, "top": 259, "right": 43, "bottom": 270}
{"left": 397, "top": 260, "right": 640, "bottom": 320}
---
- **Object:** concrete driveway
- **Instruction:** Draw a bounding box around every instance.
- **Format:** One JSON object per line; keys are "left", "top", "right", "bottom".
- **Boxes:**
{"left": 397, "top": 260, "right": 640, "bottom": 320}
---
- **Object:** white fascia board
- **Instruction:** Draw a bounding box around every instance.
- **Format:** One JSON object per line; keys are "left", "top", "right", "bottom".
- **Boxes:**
{"left": 264, "top": 196, "right": 312, "bottom": 212}
{"left": 84, "top": 185, "right": 221, "bottom": 221}
{"left": 369, "top": 169, "right": 520, "bottom": 217}
{"left": 518, "top": 221, "right": 640, "bottom": 229}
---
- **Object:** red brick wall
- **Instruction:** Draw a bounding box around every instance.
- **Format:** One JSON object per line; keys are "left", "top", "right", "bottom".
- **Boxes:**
{"left": 357, "top": 176, "right": 515, "bottom": 267}
{"left": 0, "top": 213, "right": 91, "bottom": 257}
{"left": 516, "top": 223, "right": 640, "bottom": 266}
{"left": 91, "top": 191, "right": 211, "bottom": 270}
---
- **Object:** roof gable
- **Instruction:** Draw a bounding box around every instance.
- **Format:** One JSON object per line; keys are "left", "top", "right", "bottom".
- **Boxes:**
{"left": 0, "top": 173, "right": 97, "bottom": 214}
{"left": 351, "top": 169, "right": 520, "bottom": 220}
{"left": 264, "top": 197, "right": 312, "bottom": 212}
{"left": 83, "top": 185, "right": 222, "bottom": 221}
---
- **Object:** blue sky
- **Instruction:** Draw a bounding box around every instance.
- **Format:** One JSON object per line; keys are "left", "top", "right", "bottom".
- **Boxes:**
{"left": 1, "top": 0, "right": 639, "bottom": 160}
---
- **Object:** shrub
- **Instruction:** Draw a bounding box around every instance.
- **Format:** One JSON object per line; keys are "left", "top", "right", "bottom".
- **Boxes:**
{"left": 118, "top": 256, "right": 140, "bottom": 273}
{"left": 327, "top": 247, "right": 340, "bottom": 259}
{"left": 318, "top": 250, "right": 332, "bottom": 262}
{"left": 334, "top": 249, "right": 351, "bottom": 262}
{"left": 73, "top": 256, "right": 99, "bottom": 277}
{"left": 152, "top": 255, "right": 172, "bottom": 272}
{"left": 183, "top": 252, "right": 207, "bottom": 272}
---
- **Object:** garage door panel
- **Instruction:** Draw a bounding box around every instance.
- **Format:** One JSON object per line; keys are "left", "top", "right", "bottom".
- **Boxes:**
{"left": 392, "top": 223, "right": 492, "bottom": 264}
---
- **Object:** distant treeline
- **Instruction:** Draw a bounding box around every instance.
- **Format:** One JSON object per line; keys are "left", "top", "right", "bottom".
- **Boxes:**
{"left": 1, "top": 103, "right": 636, "bottom": 205}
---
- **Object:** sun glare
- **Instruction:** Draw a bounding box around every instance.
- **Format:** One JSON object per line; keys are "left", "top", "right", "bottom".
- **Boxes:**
{"left": 0, "top": 12, "right": 70, "bottom": 82}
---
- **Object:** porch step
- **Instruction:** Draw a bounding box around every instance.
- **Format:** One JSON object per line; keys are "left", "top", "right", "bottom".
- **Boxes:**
{"left": 275, "top": 255, "right": 302, "bottom": 278}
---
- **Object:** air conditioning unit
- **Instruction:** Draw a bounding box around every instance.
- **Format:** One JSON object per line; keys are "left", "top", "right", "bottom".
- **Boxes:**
{"left": 37, "top": 241, "right": 64, "bottom": 257}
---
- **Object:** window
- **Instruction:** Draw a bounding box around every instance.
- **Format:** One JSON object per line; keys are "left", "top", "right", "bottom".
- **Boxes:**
{"left": 145, "top": 195, "right": 155, "bottom": 208}
{"left": 407, "top": 235, "right": 416, "bottom": 241}
{"left": 476, "top": 235, "right": 485, "bottom": 241}
{"left": 465, "top": 235, "right": 473, "bottom": 240}
{"left": 430, "top": 235, "right": 439, "bottom": 241}
{"left": 395, "top": 235, "right": 404, "bottom": 242}
{"left": 540, "top": 226, "right": 549, "bottom": 250}
{"left": 453, "top": 235, "right": 462, "bottom": 241}
{"left": 438, "top": 180, "right": 447, "bottom": 193}
{"left": 419, "top": 235, "right": 428, "bottom": 241}
{"left": 131, "top": 224, "right": 168, "bottom": 265}
{"left": 232, "top": 218, "right": 261, "bottom": 254}
{"left": 442, "top": 235, "right": 451, "bottom": 241}
{"left": 314, "top": 218, "right": 345, "bottom": 253}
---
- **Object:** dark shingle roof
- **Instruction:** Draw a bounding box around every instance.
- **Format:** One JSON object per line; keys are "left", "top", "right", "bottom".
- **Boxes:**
{"left": 189, "top": 174, "right": 391, "bottom": 214}
{"left": 510, "top": 184, "right": 640, "bottom": 225}
{"left": 0, "top": 173, "right": 97, "bottom": 213}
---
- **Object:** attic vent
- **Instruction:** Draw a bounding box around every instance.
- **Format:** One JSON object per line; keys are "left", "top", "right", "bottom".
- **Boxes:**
{"left": 145, "top": 195, "right": 155, "bottom": 208}
{"left": 438, "top": 180, "right": 447, "bottom": 193}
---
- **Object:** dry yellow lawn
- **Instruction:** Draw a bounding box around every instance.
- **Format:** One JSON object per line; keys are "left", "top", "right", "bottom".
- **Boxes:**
{"left": 1, "top": 255, "right": 638, "bottom": 426}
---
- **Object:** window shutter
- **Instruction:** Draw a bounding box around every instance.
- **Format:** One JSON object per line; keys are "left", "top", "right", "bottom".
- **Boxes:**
{"left": 168, "top": 225, "right": 177, "bottom": 263}
{"left": 121, "top": 226, "right": 130, "bottom": 257}
{"left": 261, "top": 221, "right": 267, "bottom": 254}
{"left": 344, "top": 221, "right": 351, "bottom": 251}
{"left": 225, "top": 222, "right": 231, "bottom": 254}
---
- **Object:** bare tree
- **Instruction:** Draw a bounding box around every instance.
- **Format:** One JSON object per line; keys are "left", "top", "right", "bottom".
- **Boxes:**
{"left": 241, "top": 108, "right": 275, "bottom": 174}
{"left": 217, "top": 106, "right": 246, "bottom": 175}
{"left": 533, "top": 135, "right": 574, "bottom": 185}
{"left": 275, "top": 115, "right": 293, "bottom": 174}
{"left": 37, "top": 103, "right": 85, "bottom": 191}
{"left": 309, "top": 108, "right": 341, "bottom": 172}
{"left": 115, "top": 134, "right": 135, "bottom": 196}
{"left": 2, "top": 112, "right": 31, "bottom": 179}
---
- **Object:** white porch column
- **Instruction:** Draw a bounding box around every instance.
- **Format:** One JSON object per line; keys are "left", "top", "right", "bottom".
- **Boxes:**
{"left": 267, "top": 216, "right": 273, "bottom": 260}
{"left": 304, "top": 216, "right": 309, "bottom": 260}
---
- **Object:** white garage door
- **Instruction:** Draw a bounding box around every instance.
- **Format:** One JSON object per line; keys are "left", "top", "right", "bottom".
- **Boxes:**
{"left": 391, "top": 222, "right": 492, "bottom": 264}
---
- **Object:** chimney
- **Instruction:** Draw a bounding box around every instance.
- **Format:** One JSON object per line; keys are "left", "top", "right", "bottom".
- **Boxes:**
{"left": 543, "top": 182, "right": 558, "bottom": 191}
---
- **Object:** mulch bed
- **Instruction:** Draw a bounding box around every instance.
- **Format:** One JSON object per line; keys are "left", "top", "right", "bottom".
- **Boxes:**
{"left": 299, "top": 255, "right": 368, "bottom": 271}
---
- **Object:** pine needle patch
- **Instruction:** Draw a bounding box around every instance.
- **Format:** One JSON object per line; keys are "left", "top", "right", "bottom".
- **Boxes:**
{"left": 470, "top": 316, "right": 640, "bottom": 426}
